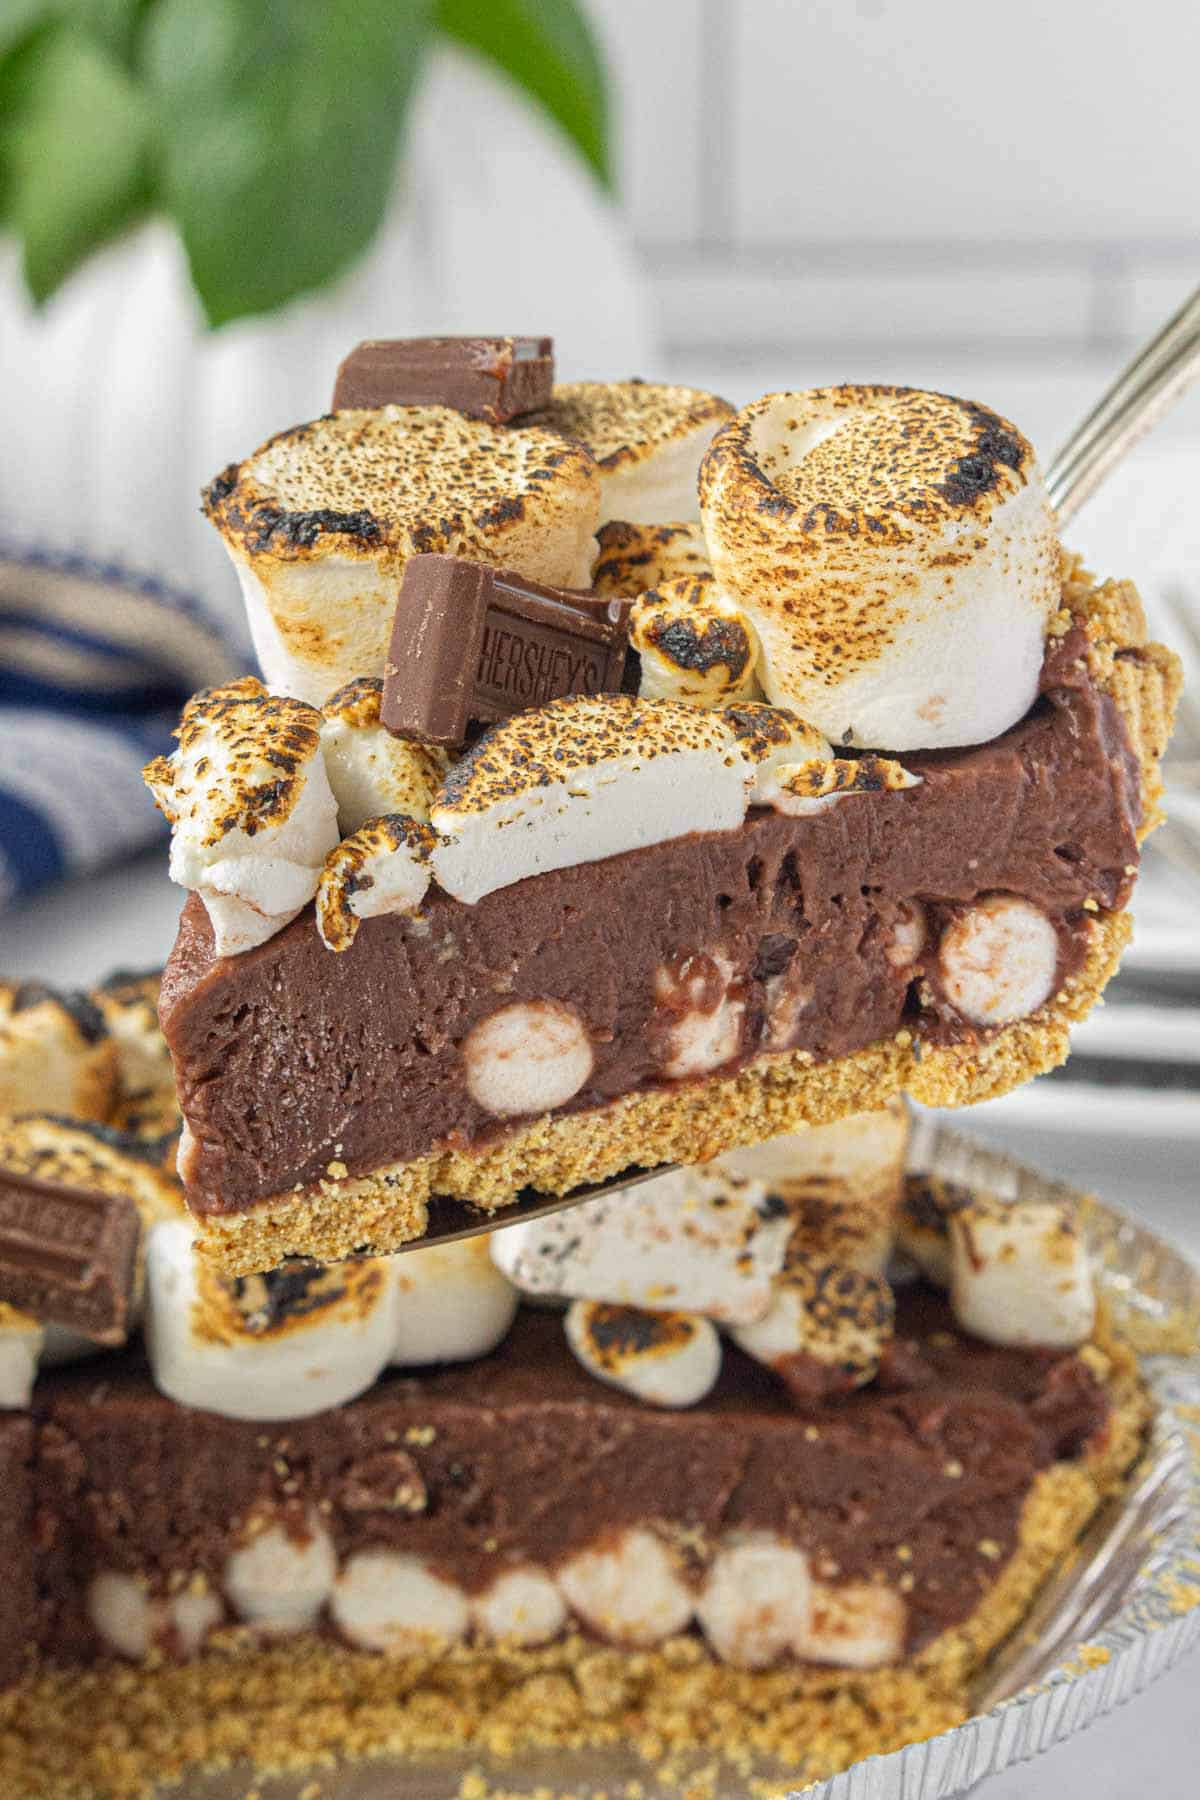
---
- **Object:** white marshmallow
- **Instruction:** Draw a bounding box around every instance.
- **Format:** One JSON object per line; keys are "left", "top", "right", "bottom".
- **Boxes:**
{"left": 564, "top": 1300, "right": 722, "bottom": 1408}
{"left": 462, "top": 1000, "right": 594, "bottom": 1119}
{"left": 471, "top": 1567, "right": 568, "bottom": 1647}
{"left": 319, "top": 677, "right": 448, "bottom": 834}
{"left": 793, "top": 1581, "right": 907, "bottom": 1669}
{"left": 205, "top": 407, "right": 601, "bottom": 705}
{"left": 894, "top": 1174, "right": 971, "bottom": 1289}
{"left": 732, "top": 1262, "right": 894, "bottom": 1395}
{"left": 431, "top": 695, "right": 746, "bottom": 906}
{"left": 145, "top": 1218, "right": 397, "bottom": 1421}
{"left": 700, "top": 387, "right": 1060, "bottom": 751}
{"left": 391, "top": 1236, "right": 519, "bottom": 1367}
{"left": 315, "top": 816, "right": 435, "bottom": 952}
{"left": 0, "top": 1307, "right": 42, "bottom": 1408}
{"left": 88, "top": 1571, "right": 156, "bottom": 1660}
{"left": 223, "top": 1512, "right": 338, "bottom": 1634}
{"left": 491, "top": 1164, "right": 789, "bottom": 1325}
{"left": 592, "top": 520, "right": 712, "bottom": 599}
{"left": 556, "top": 1528, "right": 694, "bottom": 1647}
{"left": 144, "top": 678, "right": 339, "bottom": 956}
{"left": 937, "top": 895, "right": 1059, "bottom": 1027}
{"left": 170, "top": 1584, "right": 225, "bottom": 1656}
{"left": 631, "top": 577, "right": 761, "bottom": 709}
{"left": 331, "top": 1551, "right": 469, "bottom": 1653}
{"left": 721, "top": 704, "right": 831, "bottom": 805}
{"left": 769, "top": 755, "right": 920, "bottom": 817}
{"left": 651, "top": 952, "right": 745, "bottom": 1080}
{"left": 533, "top": 382, "right": 733, "bottom": 525}
{"left": 696, "top": 1535, "right": 813, "bottom": 1668}
{"left": 949, "top": 1199, "right": 1095, "bottom": 1349}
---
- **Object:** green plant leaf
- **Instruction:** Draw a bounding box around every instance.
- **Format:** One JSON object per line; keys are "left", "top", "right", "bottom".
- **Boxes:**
{"left": 143, "top": 0, "right": 435, "bottom": 328}
{"left": 437, "top": 0, "right": 611, "bottom": 188}
{"left": 0, "top": 1, "right": 53, "bottom": 58}
{"left": 0, "top": 23, "right": 153, "bottom": 301}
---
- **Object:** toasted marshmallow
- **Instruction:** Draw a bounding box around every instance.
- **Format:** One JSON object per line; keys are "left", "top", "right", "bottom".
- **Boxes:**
{"left": 491, "top": 1164, "right": 789, "bottom": 1325}
{"left": 948, "top": 1198, "right": 1095, "bottom": 1349}
{"left": 770, "top": 755, "right": 920, "bottom": 817}
{"left": 720, "top": 1105, "right": 909, "bottom": 1278}
{"left": 895, "top": 1174, "right": 973, "bottom": 1288}
{"left": 145, "top": 1218, "right": 397, "bottom": 1420}
{"left": 700, "top": 387, "right": 1060, "bottom": 751}
{"left": 331, "top": 1551, "right": 469, "bottom": 1653}
{"left": 144, "top": 678, "right": 339, "bottom": 956}
{"left": 592, "top": 520, "right": 712, "bottom": 599}
{"left": 631, "top": 576, "right": 761, "bottom": 709}
{"left": 319, "top": 678, "right": 448, "bottom": 834}
{"left": 0, "top": 980, "right": 116, "bottom": 1123}
{"left": 462, "top": 1000, "right": 594, "bottom": 1118}
{"left": 91, "top": 970, "right": 176, "bottom": 1124}
{"left": 936, "top": 895, "right": 1059, "bottom": 1027}
{"left": 556, "top": 1528, "right": 694, "bottom": 1646}
{"left": 565, "top": 1301, "right": 721, "bottom": 1408}
{"left": 430, "top": 694, "right": 746, "bottom": 905}
{"left": 223, "top": 1511, "right": 337, "bottom": 1634}
{"left": 732, "top": 1261, "right": 894, "bottom": 1397}
{"left": 472, "top": 1567, "right": 567, "bottom": 1647}
{"left": 696, "top": 1535, "right": 812, "bottom": 1668}
{"left": 793, "top": 1581, "right": 907, "bottom": 1669}
{"left": 651, "top": 952, "right": 746, "bottom": 1080}
{"left": 204, "top": 407, "right": 600, "bottom": 705}
{"left": 530, "top": 381, "right": 733, "bottom": 525}
{"left": 0, "top": 1112, "right": 182, "bottom": 1233}
{"left": 316, "top": 815, "right": 436, "bottom": 952}
{"left": 0, "top": 1305, "right": 43, "bottom": 1408}
{"left": 391, "top": 1236, "right": 519, "bottom": 1367}
{"left": 721, "top": 704, "right": 831, "bottom": 805}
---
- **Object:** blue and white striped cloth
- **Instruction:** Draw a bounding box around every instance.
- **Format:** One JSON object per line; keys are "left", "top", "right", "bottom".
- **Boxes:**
{"left": 0, "top": 542, "right": 243, "bottom": 907}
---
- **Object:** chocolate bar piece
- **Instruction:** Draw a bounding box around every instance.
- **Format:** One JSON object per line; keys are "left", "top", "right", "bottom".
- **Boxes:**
{"left": 332, "top": 337, "right": 554, "bottom": 422}
{"left": 0, "top": 1170, "right": 139, "bottom": 1344}
{"left": 382, "top": 554, "right": 631, "bottom": 747}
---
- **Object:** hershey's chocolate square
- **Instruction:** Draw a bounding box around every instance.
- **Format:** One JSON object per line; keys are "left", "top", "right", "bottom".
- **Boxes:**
{"left": 0, "top": 1171, "right": 140, "bottom": 1344}
{"left": 332, "top": 337, "right": 554, "bottom": 422}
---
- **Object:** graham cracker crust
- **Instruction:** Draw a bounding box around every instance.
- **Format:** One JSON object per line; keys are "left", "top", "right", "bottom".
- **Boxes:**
{"left": 195, "top": 565, "right": 1182, "bottom": 1276}
{"left": 0, "top": 1343, "right": 1149, "bottom": 1800}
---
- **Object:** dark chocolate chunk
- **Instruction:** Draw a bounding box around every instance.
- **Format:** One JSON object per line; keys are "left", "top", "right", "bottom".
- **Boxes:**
{"left": 332, "top": 337, "right": 554, "bottom": 423}
{"left": 381, "top": 554, "right": 631, "bottom": 747}
{"left": 0, "top": 1170, "right": 140, "bottom": 1344}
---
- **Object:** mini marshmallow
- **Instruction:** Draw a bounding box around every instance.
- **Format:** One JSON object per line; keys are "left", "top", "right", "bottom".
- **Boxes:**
{"left": 87, "top": 1571, "right": 156, "bottom": 1660}
{"left": 391, "top": 1236, "right": 519, "bottom": 1367}
{"left": 937, "top": 894, "right": 1059, "bottom": 1027}
{"left": 315, "top": 815, "right": 435, "bottom": 951}
{"left": 721, "top": 704, "right": 831, "bottom": 805}
{"left": 431, "top": 695, "right": 746, "bottom": 905}
{"left": 770, "top": 755, "right": 920, "bottom": 817}
{"left": 556, "top": 1528, "right": 694, "bottom": 1647}
{"left": 144, "top": 678, "right": 339, "bottom": 955}
{"left": 471, "top": 1567, "right": 568, "bottom": 1647}
{"left": 223, "top": 1511, "right": 337, "bottom": 1634}
{"left": 894, "top": 1174, "right": 973, "bottom": 1289}
{"left": 631, "top": 576, "right": 761, "bottom": 709}
{"left": 949, "top": 1198, "right": 1095, "bottom": 1349}
{"left": 530, "top": 381, "right": 733, "bottom": 525}
{"left": 169, "top": 1584, "right": 225, "bottom": 1656}
{"left": 319, "top": 677, "right": 448, "bottom": 834}
{"left": 651, "top": 952, "right": 745, "bottom": 1080}
{"left": 732, "top": 1261, "right": 894, "bottom": 1397}
{"left": 462, "top": 1000, "right": 594, "bottom": 1119}
{"left": 145, "top": 1217, "right": 397, "bottom": 1420}
{"left": 592, "top": 520, "right": 712, "bottom": 599}
{"left": 0, "top": 1306, "right": 43, "bottom": 1408}
{"left": 204, "top": 407, "right": 600, "bottom": 705}
{"left": 331, "top": 1551, "right": 469, "bottom": 1652}
{"left": 491, "top": 1164, "right": 789, "bottom": 1325}
{"left": 792, "top": 1581, "right": 907, "bottom": 1669}
{"left": 700, "top": 387, "right": 1060, "bottom": 751}
{"left": 0, "top": 980, "right": 116, "bottom": 1123}
{"left": 696, "top": 1535, "right": 813, "bottom": 1668}
{"left": 564, "top": 1300, "right": 722, "bottom": 1408}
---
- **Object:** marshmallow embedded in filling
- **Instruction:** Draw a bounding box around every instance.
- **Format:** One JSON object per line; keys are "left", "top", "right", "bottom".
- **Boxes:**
{"left": 471, "top": 1568, "right": 568, "bottom": 1647}
{"left": 203, "top": 406, "right": 601, "bottom": 705}
{"left": 556, "top": 1528, "right": 694, "bottom": 1647}
{"left": 793, "top": 1580, "right": 907, "bottom": 1669}
{"left": 462, "top": 1000, "right": 595, "bottom": 1118}
{"left": 332, "top": 1551, "right": 470, "bottom": 1652}
{"left": 631, "top": 575, "right": 761, "bottom": 709}
{"left": 948, "top": 1197, "right": 1095, "bottom": 1349}
{"left": 430, "top": 694, "right": 747, "bottom": 905}
{"left": 935, "top": 894, "right": 1060, "bottom": 1027}
{"left": 699, "top": 386, "right": 1061, "bottom": 751}
{"left": 564, "top": 1300, "right": 722, "bottom": 1407}
{"left": 528, "top": 381, "right": 733, "bottom": 525}
{"left": 144, "top": 677, "right": 339, "bottom": 957}
{"left": 696, "top": 1535, "right": 813, "bottom": 1668}
{"left": 223, "top": 1512, "right": 338, "bottom": 1635}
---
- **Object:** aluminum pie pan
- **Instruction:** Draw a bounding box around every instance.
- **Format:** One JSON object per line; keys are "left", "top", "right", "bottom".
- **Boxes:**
{"left": 170, "top": 1121, "right": 1200, "bottom": 1800}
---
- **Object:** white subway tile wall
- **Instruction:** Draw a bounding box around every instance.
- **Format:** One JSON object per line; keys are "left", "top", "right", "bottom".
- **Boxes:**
{"left": 593, "top": 0, "right": 1199, "bottom": 355}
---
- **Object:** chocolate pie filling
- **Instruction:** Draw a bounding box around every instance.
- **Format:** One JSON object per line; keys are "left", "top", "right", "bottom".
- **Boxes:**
{"left": 160, "top": 628, "right": 1140, "bottom": 1217}
{"left": 25, "top": 1289, "right": 1109, "bottom": 1668}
